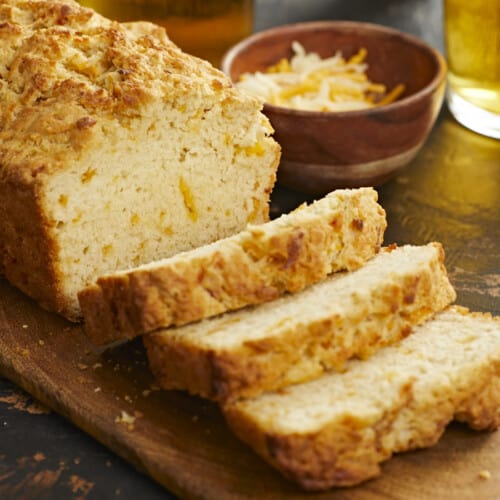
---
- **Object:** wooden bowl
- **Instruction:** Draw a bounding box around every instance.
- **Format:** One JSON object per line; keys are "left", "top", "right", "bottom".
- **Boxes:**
{"left": 221, "top": 21, "right": 447, "bottom": 195}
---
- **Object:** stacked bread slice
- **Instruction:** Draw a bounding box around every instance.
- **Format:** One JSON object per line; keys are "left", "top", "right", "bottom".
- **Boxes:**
{"left": 224, "top": 307, "right": 500, "bottom": 490}
{"left": 80, "top": 187, "right": 500, "bottom": 491}
{"left": 145, "top": 243, "right": 456, "bottom": 402}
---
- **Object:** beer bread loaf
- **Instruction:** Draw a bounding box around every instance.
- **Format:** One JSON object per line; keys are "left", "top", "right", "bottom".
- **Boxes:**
{"left": 223, "top": 307, "right": 500, "bottom": 490}
{"left": 79, "top": 187, "right": 386, "bottom": 345}
{"left": 145, "top": 243, "right": 456, "bottom": 402}
{"left": 0, "top": 0, "right": 280, "bottom": 320}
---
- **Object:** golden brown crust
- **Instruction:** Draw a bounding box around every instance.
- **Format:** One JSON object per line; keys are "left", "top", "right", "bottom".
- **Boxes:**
{"left": 145, "top": 243, "right": 456, "bottom": 403}
{"left": 0, "top": 0, "right": 241, "bottom": 182}
{"left": 0, "top": 174, "right": 64, "bottom": 313}
{"left": 455, "top": 358, "right": 500, "bottom": 431}
{"left": 223, "top": 309, "right": 500, "bottom": 490}
{"left": 226, "top": 369, "right": 499, "bottom": 490}
{"left": 248, "top": 383, "right": 415, "bottom": 489}
{"left": 80, "top": 188, "right": 386, "bottom": 345}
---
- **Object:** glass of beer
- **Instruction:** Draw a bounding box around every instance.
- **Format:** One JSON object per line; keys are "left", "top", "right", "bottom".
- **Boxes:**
{"left": 77, "top": 0, "right": 254, "bottom": 67}
{"left": 444, "top": 0, "right": 500, "bottom": 139}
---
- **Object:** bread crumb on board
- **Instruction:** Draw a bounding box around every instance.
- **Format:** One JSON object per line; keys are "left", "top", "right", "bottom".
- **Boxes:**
{"left": 14, "top": 347, "right": 31, "bottom": 358}
{"left": 478, "top": 469, "right": 491, "bottom": 480}
{"left": 115, "top": 411, "right": 136, "bottom": 431}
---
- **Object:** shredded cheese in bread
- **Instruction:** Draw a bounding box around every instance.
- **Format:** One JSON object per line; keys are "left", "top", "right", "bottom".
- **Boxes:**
{"left": 236, "top": 42, "right": 405, "bottom": 112}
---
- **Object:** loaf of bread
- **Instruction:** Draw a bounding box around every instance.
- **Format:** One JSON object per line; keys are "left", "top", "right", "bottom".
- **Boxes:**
{"left": 223, "top": 307, "right": 500, "bottom": 490}
{"left": 0, "top": 0, "right": 280, "bottom": 320}
{"left": 79, "top": 187, "right": 386, "bottom": 345}
{"left": 145, "top": 243, "right": 456, "bottom": 402}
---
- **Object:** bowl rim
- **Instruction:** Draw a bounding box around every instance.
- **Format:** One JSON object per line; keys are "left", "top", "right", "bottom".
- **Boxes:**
{"left": 221, "top": 20, "right": 447, "bottom": 118}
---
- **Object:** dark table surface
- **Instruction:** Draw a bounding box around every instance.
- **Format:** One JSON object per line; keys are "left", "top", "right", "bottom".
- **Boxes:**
{"left": 1, "top": 1, "right": 499, "bottom": 499}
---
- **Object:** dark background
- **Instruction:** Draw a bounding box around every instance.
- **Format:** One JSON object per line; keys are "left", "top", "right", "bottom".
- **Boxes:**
{"left": 255, "top": 0, "right": 444, "bottom": 52}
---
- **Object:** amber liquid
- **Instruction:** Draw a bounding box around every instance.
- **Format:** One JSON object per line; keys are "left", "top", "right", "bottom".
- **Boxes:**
{"left": 78, "top": 0, "right": 253, "bottom": 66}
{"left": 444, "top": 0, "right": 500, "bottom": 114}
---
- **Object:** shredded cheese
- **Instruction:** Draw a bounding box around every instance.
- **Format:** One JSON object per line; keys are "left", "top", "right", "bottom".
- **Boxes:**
{"left": 236, "top": 42, "right": 405, "bottom": 112}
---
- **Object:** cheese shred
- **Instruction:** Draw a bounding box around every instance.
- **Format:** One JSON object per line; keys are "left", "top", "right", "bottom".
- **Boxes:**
{"left": 236, "top": 42, "right": 405, "bottom": 112}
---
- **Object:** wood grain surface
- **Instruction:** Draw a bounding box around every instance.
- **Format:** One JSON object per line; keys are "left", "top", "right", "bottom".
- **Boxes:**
{"left": 1, "top": 109, "right": 499, "bottom": 499}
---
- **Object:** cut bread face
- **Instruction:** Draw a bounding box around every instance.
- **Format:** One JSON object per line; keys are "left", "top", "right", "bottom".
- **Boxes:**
{"left": 223, "top": 307, "right": 500, "bottom": 491}
{"left": 0, "top": 0, "right": 279, "bottom": 321}
{"left": 79, "top": 187, "right": 386, "bottom": 345}
{"left": 145, "top": 243, "right": 456, "bottom": 402}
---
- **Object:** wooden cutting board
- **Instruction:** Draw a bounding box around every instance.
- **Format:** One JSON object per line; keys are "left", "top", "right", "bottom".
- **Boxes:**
{"left": 0, "top": 278, "right": 499, "bottom": 500}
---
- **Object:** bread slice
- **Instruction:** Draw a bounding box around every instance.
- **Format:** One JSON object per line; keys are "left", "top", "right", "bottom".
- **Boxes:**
{"left": 78, "top": 187, "right": 386, "bottom": 345}
{"left": 145, "top": 243, "right": 456, "bottom": 402}
{"left": 223, "top": 307, "right": 500, "bottom": 491}
{"left": 0, "top": 0, "right": 279, "bottom": 321}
